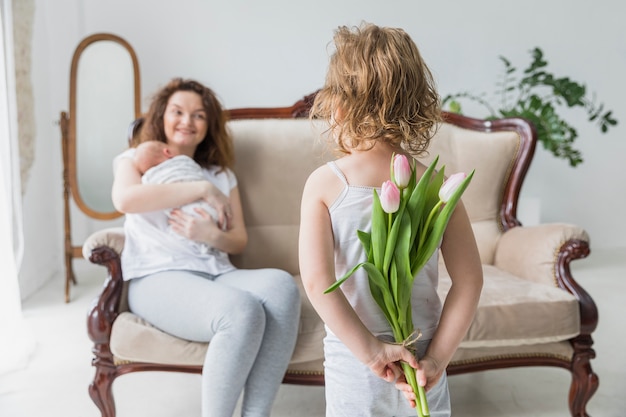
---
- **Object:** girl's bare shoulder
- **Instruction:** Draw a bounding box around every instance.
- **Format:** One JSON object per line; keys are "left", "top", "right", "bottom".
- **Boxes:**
{"left": 304, "top": 162, "right": 345, "bottom": 205}
{"left": 307, "top": 162, "right": 336, "bottom": 184}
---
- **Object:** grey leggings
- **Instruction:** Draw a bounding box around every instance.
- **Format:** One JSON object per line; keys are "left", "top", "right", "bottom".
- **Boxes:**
{"left": 128, "top": 268, "right": 301, "bottom": 417}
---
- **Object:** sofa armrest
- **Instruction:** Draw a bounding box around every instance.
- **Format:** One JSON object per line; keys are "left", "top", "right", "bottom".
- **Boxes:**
{"left": 494, "top": 223, "right": 597, "bottom": 335}
{"left": 494, "top": 223, "right": 588, "bottom": 286}
{"left": 82, "top": 227, "right": 125, "bottom": 260}
{"left": 85, "top": 227, "right": 126, "bottom": 354}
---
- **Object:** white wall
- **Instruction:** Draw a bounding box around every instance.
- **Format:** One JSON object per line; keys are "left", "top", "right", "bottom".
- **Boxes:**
{"left": 21, "top": 0, "right": 626, "bottom": 298}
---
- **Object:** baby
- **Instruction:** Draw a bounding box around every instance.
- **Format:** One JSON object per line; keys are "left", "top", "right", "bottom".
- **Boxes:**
{"left": 133, "top": 140, "right": 218, "bottom": 254}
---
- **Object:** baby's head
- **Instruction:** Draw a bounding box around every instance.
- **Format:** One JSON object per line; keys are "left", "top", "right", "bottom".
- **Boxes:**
{"left": 134, "top": 140, "right": 173, "bottom": 174}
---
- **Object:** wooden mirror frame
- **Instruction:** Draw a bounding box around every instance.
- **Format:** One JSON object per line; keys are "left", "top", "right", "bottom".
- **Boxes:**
{"left": 59, "top": 33, "right": 141, "bottom": 302}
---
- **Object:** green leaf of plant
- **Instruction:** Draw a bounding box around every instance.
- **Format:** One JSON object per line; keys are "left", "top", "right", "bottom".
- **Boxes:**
{"left": 406, "top": 156, "right": 439, "bottom": 247}
{"left": 362, "top": 262, "right": 398, "bottom": 322}
{"left": 370, "top": 190, "right": 387, "bottom": 271}
{"left": 394, "top": 210, "right": 413, "bottom": 329}
{"left": 324, "top": 262, "right": 365, "bottom": 293}
{"left": 412, "top": 170, "right": 475, "bottom": 274}
{"left": 444, "top": 46, "right": 618, "bottom": 166}
{"left": 425, "top": 168, "right": 445, "bottom": 213}
{"left": 390, "top": 260, "right": 399, "bottom": 309}
{"left": 383, "top": 200, "right": 407, "bottom": 274}
{"left": 357, "top": 230, "right": 373, "bottom": 263}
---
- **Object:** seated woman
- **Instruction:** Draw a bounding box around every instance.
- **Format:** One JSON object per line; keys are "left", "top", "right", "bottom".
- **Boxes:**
{"left": 112, "top": 77, "right": 301, "bottom": 417}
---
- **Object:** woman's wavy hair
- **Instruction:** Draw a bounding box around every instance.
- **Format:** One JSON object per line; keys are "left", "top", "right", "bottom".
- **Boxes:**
{"left": 310, "top": 23, "right": 442, "bottom": 155}
{"left": 137, "top": 78, "right": 233, "bottom": 170}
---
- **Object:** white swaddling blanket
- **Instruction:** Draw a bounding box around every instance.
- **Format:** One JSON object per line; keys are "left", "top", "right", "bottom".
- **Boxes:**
{"left": 142, "top": 155, "right": 218, "bottom": 221}
{"left": 142, "top": 155, "right": 217, "bottom": 255}
{"left": 143, "top": 155, "right": 205, "bottom": 184}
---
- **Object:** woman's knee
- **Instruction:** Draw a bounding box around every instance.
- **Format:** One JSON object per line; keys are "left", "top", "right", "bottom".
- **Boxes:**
{"left": 219, "top": 291, "right": 266, "bottom": 331}
{"left": 264, "top": 269, "right": 301, "bottom": 314}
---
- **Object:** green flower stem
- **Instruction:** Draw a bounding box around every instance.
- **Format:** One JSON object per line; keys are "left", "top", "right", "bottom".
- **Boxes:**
{"left": 387, "top": 212, "right": 393, "bottom": 245}
{"left": 401, "top": 361, "right": 429, "bottom": 417}
{"left": 394, "top": 325, "right": 429, "bottom": 417}
{"left": 419, "top": 201, "right": 443, "bottom": 249}
{"left": 387, "top": 301, "right": 403, "bottom": 339}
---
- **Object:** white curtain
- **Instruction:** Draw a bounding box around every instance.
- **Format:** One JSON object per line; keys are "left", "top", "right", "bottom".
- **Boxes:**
{"left": 0, "top": 0, "right": 34, "bottom": 375}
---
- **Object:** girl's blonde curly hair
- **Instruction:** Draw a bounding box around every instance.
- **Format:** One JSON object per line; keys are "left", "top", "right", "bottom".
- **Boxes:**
{"left": 311, "top": 23, "right": 441, "bottom": 155}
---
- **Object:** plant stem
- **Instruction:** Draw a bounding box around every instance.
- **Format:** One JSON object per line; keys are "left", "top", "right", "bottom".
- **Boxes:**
{"left": 401, "top": 361, "right": 430, "bottom": 417}
{"left": 419, "top": 201, "right": 442, "bottom": 249}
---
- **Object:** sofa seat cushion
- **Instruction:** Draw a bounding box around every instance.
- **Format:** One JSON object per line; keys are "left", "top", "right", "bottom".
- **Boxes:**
{"left": 438, "top": 265, "right": 580, "bottom": 349}
{"left": 110, "top": 275, "right": 325, "bottom": 373}
{"left": 450, "top": 340, "right": 574, "bottom": 366}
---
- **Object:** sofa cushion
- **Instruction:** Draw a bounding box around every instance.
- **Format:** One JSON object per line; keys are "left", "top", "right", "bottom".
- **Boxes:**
{"left": 111, "top": 311, "right": 208, "bottom": 366}
{"left": 111, "top": 262, "right": 580, "bottom": 368}
{"left": 438, "top": 265, "right": 580, "bottom": 348}
{"left": 110, "top": 275, "right": 326, "bottom": 370}
{"left": 451, "top": 340, "right": 574, "bottom": 366}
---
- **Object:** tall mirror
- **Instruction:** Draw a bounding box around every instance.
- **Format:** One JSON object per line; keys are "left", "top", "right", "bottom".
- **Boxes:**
{"left": 60, "top": 33, "right": 141, "bottom": 302}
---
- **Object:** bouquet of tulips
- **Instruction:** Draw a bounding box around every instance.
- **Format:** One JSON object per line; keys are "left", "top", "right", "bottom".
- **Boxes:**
{"left": 325, "top": 154, "right": 474, "bottom": 417}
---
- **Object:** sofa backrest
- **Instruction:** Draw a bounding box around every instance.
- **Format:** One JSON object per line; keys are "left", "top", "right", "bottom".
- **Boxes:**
{"left": 227, "top": 97, "right": 536, "bottom": 272}
{"left": 229, "top": 119, "right": 331, "bottom": 275}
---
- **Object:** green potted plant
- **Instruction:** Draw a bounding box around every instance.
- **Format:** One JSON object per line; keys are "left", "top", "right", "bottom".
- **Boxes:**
{"left": 443, "top": 47, "right": 618, "bottom": 167}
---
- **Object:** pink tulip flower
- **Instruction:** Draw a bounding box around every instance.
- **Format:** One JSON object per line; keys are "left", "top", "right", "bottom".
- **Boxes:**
{"left": 439, "top": 172, "right": 467, "bottom": 203}
{"left": 393, "top": 154, "right": 412, "bottom": 189}
{"left": 379, "top": 180, "right": 400, "bottom": 213}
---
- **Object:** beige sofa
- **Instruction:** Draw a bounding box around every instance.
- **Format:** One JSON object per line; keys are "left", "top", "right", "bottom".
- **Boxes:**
{"left": 84, "top": 93, "right": 598, "bottom": 417}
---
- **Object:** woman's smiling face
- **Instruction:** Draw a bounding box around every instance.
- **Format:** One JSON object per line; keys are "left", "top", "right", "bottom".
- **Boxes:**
{"left": 163, "top": 90, "right": 208, "bottom": 155}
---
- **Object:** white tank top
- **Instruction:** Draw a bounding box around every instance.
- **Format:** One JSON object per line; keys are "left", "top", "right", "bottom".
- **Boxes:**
{"left": 326, "top": 161, "right": 442, "bottom": 340}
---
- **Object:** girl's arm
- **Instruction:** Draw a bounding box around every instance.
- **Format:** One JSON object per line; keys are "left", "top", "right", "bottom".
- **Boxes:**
{"left": 299, "top": 167, "right": 418, "bottom": 381}
{"left": 419, "top": 201, "right": 483, "bottom": 389}
{"left": 112, "top": 156, "right": 230, "bottom": 223}
{"left": 169, "top": 186, "right": 248, "bottom": 254}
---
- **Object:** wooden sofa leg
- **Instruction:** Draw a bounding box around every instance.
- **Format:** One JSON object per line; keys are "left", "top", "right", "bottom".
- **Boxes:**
{"left": 569, "top": 337, "right": 599, "bottom": 417}
{"left": 88, "top": 363, "right": 117, "bottom": 417}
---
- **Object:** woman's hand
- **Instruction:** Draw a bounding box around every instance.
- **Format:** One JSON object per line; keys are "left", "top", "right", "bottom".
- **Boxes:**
{"left": 169, "top": 207, "right": 221, "bottom": 245}
{"left": 168, "top": 186, "right": 248, "bottom": 255}
{"left": 201, "top": 182, "right": 232, "bottom": 230}
{"left": 394, "top": 355, "right": 445, "bottom": 408}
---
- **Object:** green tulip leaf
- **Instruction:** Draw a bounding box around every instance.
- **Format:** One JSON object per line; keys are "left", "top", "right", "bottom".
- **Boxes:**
{"left": 371, "top": 190, "right": 387, "bottom": 270}
{"left": 362, "top": 262, "right": 398, "bottom": 323}
{"left": 412, "top": 170, "right": 475, "bottom": 274}
{"left": 324, "top": 262, "right": 365, "bottom": 294}
{"left": 357, "top": 230, "right": 373, "bottom": 263}
{"left": 406, "top": 156, "right": 439, "bottom": 244}
{"left": 383, "top": 199, "right": 407, "bottom": 274}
